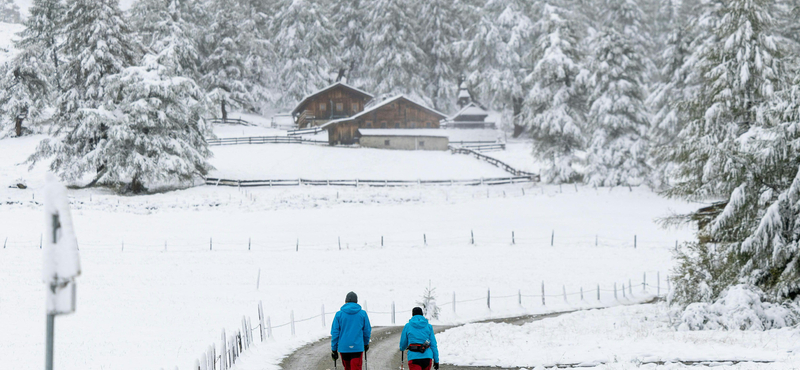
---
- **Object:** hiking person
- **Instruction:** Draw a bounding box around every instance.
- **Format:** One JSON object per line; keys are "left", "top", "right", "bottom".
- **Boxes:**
{"left": 399, "top": 307, "right": 439, "bottom": 370}
{"left": 331, "top": 291, "right": 372, "bottom": 370}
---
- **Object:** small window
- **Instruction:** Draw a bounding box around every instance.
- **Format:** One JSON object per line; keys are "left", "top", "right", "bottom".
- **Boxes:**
{"left": 352, "top": 103, "right": 359, "bottom": 112}
{"left": 394, "top": 122, "right": 400, "bottom": 128}
{"left": 336, "top": 103, "right": 343, "bottom": 111}
{"left": 366, "top": 121, "right": 373, "bottom": 128}
{"left": 384, "top": 140, "right": 391, "bottom": 146}
{"left": 426, "top": 122, "right": 432, "bottom": 128}
{"left": 319, "top": 103, "right": 326, "bottom": 110}
{"left": 419, "top": 141, "right": 425, "bottom": 147}
{"left": 381, "top": 122, "right": 387, "bottom": 128}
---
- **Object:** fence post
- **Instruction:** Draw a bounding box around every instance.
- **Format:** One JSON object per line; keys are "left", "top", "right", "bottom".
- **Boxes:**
{"left": 629, "top": 279, "right": 633, "bottom": 296}
{"left": 657, "top": 272, "right": 661, "bottom": 296}
{"left": 595, "top": 235, "right": 598, "bottom": 247}
{"left": 551, "top": 230, "right": 554, "bottom": 246}
{"left": 424, "top": 234, "right": 427, "bottom": 246}
{"left": 339, "top": 237, "right": 341, "bottom": 250}
{"left": 471, "top": 230, "right": 474, "bottom": 245}
{"left": 623, "top": 283, "right": 626, "bottom": 298}
{"left": 290, "top": 311, "right": 295, "bottom": 336}
{"left": 258, "top": 301, "right": 266, "bottom": 342}
{"left": 614, "top": 283, "right": 617, "bottom": 300}
{"left": 643, "top": 272, "right": 646, "bottom": 292}
{"left": 322, "top": 304, "right": 326, "bottom": 328}
{"left": 391, "top": 302, "right": 396, "bottom": 324}
{"left": 221, "top": 329, "right": 227, "bottom": 370}
{"left": 634, "top": 235, "right": 637, "bottom": 248}
{"left": 452, "top": 292, "right": 456, "bottom": 313}
{"left": 248, "top": 238, "right": 251, "bottom": 251}
{"left": 518, "top": 289, "right": 521, "bottom": 305}
{"left": 242, "top": 317, "right": 248, "bottom": 350}
{"left": 267, "top": 316, "right": 272, "bottom": 339}
{"left": 487, "top": 288, "right": 491, "bottom": 309}
{"left": 210, "top": 238, "right": 212, "bottom": 251}
{"left": 580, "top": 287, "right": 583, "bottom": 301}
{"left": 296, "top": 239, "right": 298, "bottom": 252}
{"left": 512, "top": 231, "right": 515, "bottom": 245}
{"left": 597, "top": 284, "right": 600, "bottom": 301}
{"left": 364, "top": 301, "right": 368, "bottom": 313}
{"left": 541, "top": 281, "right": 546, "bottom": 305}
{"left": 256, "top": 268, "right": 261, "bottom": 290}
{"left": 562, "top": 285, "right": 567, "bottom": 302}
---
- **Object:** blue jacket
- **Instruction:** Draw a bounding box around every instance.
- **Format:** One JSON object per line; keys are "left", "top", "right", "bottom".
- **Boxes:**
{"left": 399, "top": 316, "right": 439, "bottom": 363}
{"left": 331, "top": 303, "right": 371, "bottom": 353}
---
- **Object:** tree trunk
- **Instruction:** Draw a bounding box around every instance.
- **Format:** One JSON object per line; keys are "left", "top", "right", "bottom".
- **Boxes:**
{"left": 512, "top": 97, "right": 525, "bottom": 138}
{"left": 221, "top": 99, "right": 228, "bottom": 122}
{"left": 335, "top": 68, "right": 346, "bottom": 82}
{"left": 14, "top": 116, "right": 23, "bottom": 137}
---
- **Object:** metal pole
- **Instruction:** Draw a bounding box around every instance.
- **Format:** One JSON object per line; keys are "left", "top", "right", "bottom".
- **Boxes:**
{"left": 45, "top": 313, "right": 54, "bottom": 370}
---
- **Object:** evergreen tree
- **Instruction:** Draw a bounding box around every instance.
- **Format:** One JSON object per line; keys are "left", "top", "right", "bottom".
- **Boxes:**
{"left": 270, "top": 0, "right": 340, "bottom": 108}
{"left": 199, "top": 0, "right": 251, "bottom": 120}
{"left": 0, "top": 51, "right": 49, "bottom": 136}
{"left": 331, "top": 0, "right": 366, "bottom": 83}
{"left": 362, "top": 0, "right": 427, "bottom": 100}
{"left": 419, "top": 0, "right": 461, "bottom": 111}
{"left": 523, "top": 1, "right": 588, "bottom": 183}
{"left": 584, "top": 0, "right": 651, "bottom": 187}
{"left": 14, "top": 0, "right": 64, "bottom": 90}
{"left": 0, "top": 0, "right": 21, "bottom": 23}
{"left": 463, "top": 0, "right": 535, "bottom": 133}
{"left": 130, "top": 0, "right": 201, "bottom": 77}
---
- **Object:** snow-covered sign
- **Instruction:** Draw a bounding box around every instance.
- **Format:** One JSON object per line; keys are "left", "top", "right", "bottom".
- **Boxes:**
{"left": 42, "top": 173, "right": 81, "bottom": 315}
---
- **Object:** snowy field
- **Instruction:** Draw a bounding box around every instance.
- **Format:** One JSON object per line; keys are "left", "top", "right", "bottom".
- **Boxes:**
{"left": 438, "top": 303, "right": 799, "bottom": 369}
{"left": 208, "top": 144, "right": 512, "bottom": 180}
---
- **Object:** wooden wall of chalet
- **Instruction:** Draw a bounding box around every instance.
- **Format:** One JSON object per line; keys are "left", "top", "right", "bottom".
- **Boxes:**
{"left": 327, "top": 121, "right": 360, "bottom": 145}
{"left": 354, "top": 99, "right": 442, "bottom": 130}
{"left": 298, "top": 86, "right": 371, "bottom": 127}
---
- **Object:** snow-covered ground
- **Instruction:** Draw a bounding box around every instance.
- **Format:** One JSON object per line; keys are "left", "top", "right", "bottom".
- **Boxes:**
{"left": 438, "top": 303, "right": 800, "bottom": 369}
{"left": 208, "top": 144, "right": 512, "bottom": 180}
{"left": 0, "top": 22, "right": 24, "bottom": 64}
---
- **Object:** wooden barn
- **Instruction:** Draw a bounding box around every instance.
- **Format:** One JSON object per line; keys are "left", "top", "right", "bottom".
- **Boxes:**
{"left": 321, "top": 95, "right": 447, "bottom": 145}
{"left": 291, "top": 82, "right": 374, "bottom": 128}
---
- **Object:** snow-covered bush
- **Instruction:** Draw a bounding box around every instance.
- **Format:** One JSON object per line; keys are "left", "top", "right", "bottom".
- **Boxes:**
{"left": 676, "top": 285, "right": 798, "bottom": 331}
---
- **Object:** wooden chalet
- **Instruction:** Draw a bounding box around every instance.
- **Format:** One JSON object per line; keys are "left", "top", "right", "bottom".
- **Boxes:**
{"left": 320, "top": 95, "right": 447, "bottom": 145}
{"left": 291, "top": 82, "right": 374, "bottom": 128}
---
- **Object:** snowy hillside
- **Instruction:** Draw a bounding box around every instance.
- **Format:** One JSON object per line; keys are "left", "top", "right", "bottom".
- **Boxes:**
{"left": 0, "top": 21, "right": 23, "bottom": 64}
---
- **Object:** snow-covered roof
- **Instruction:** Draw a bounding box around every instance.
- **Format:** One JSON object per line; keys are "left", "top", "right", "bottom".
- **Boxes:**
{"left": 358, "top": 129, "right": 449, "bottom": 138}
{"left": 319, "top": 95, "right": 448, "bottom": 129}
{"left": 448, "top": 102, "right": 490, "bottom": 120}
{"left": 458, "top": 89, "right": 471, "bottom": 99}
{"left": 291, "top": 82, "right": 374, "bottom": 115}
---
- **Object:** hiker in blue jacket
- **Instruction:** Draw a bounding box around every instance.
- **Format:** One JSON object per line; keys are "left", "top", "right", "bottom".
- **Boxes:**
{"left": 399, "top": 307, "right": 439, "bottom": 370}
{"left": 331, "top": 292, "right": 372, "bottom": 370}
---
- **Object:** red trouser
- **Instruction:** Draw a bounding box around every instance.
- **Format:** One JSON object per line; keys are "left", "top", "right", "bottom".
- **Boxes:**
{"left": 408, "top": 359, "right": 432, "bottom": 370}
{"left": 340, "top": 352, "right": 363, "bottom": 370}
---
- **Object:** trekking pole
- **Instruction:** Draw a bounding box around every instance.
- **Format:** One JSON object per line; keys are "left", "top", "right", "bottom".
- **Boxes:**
{"left": 400, "top": 350, "right": 404, "bottom": 370}
{"left": 365, "top": 349, "right": 369, "bottom": 370}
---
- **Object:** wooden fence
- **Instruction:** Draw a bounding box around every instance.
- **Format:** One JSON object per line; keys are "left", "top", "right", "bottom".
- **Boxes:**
{"left": 452, "top": 143, "right": 505, "bottom": 152}
{"left": 287, "top": 126, "right": 324, "bottom": 136}
{"left": 206, "top": 136, "right": 328, "bottom": 146}
{"left": 451, "top": 147, "right": 538, "bottom": 179}
{"left": 209, "top": 118, "right": 252, "bottom": 126}
{"left": 204, "top": 176, "right": 535, "bottom": 188}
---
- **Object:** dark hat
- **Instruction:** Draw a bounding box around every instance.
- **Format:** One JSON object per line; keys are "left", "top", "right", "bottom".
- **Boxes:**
{"left": 345, "top": 291, "right": 358, "bottom": 303}
{"left": 412, "top": 307, "right": 424, "bottom": 316}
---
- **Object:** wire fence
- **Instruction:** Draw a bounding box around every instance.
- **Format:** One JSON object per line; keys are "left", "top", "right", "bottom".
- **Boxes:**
{"left": 206, "top": 136, "right": 328, "bottom": 146}
{"left": 203, "top": 176, "right": 536, "bottom": 188}
{"left": 194, "top": 273, "right": 672, "bottom": 370}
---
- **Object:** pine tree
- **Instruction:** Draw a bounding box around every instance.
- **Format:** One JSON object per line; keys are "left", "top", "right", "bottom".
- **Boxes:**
{"left": 129, "top": 0, "right": 201, "bottom": 78}
{"left": 463, "top": 0, "right": 536, "bottom": 133}
{"left": 331, "top": 0, "right": 366, "bottom": 83}
{"left": 199, "top": 0, "right": 251, "bottom": 120}
{"left": 0, "top": 51, "right": 49, "bottom": 136}
{"left": 14, "top": 0, "right": 63, "bottom": 90}
{"left": 584, "top": 0, "right": 651, "bottom": 187}
{"left": 0, "top": 0, "right": 21, "bottom": 23}
{"left": 270, "top": 0, "right": 340, "bottom": 108}
{"left": 523, "top": 1, "right": 588, "bottom": 183}
{"left": 362, "top": 0, "right": 427, "bottom": 100}
{"left": 419, "top": 0, "right": 461, "bottom": 111}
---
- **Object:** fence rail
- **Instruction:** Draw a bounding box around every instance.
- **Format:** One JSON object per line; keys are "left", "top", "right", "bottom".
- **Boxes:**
{"left": 451, "top": 143, "right": 505, "bottom": 152}
{"left": 287, "top": 126, "right": 324, "bottom": 136}
{"left": 209, "top": 118, "right": 252, "bottom": 126}
{"left": 204, "top": 176, "right": 535, "bottom": 188}
{"left": 206, "top": 136, "right": 328, "bottom": 146}
{"left": 451, "top": 147, "right": 538, "bottom": 179}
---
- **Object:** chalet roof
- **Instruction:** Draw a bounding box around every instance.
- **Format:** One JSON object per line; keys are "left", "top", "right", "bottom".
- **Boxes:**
{"left": 319, "top": 95, "right": 448, "bottom": 129}
{"left": 448, "top": 102, "right": 490, "bottom": 120}
{"left": 358, "top": 129, "right": 449, "bottom": 138}
{"left": 291, "top": 82, "right": 374, "bottom": 116}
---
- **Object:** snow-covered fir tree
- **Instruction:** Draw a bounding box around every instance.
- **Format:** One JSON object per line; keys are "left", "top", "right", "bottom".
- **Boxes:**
{"left": 362, "top": 0, "right": 427, "bottom": 100}
{"left": 0, "top": 51, "right": 49, "bottom": 137}
{"left": 584, "top": 0, "right": 651, "bottom": 187}
{"left": 270, "top": 0, "right": 340, "bottom": 108}
{"left": 463, "top": 0, "right": 535, "bottom": 134}
{"left": 419, "top": 0, "right": 461, "bottom": 111}
{"left": 14, "top": 0, "right": 64, "bottom": 91}
{"left": 0, "top": 0, "right": 21, "bottom": 23}
{"left": 523, "top": 1, "right": 588, "bottom": 183}
{"left": 198, "top": 0, "right": 252, "bottom": 120}
{"left": 331, "top": 0, "right": 366, "bottom": 83}
{"left": 129, "top": 0, "right": 201, "bottom": 77}
{"left": 239, "top": 0, "right": 275, "bottom": 110}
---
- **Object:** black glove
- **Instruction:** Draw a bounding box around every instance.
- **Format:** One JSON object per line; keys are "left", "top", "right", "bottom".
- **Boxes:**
{"left": 434, "top": 362, "right": 439, "bottom": 370}
{"left": 364, "top": 344, "right": 369, "bottom": 352}
{"left": 331, "top": 351, "right": 339, "bottom": 361}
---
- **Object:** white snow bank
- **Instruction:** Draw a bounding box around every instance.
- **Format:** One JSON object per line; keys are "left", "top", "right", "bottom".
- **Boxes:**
{"left": 437, "top": 304, "right": 796, "bottom": 368}
{"left": 208, "top": 144, "right": 510, "bottom": 180}
{"left": 677, "top": 285, "right": 798, "bottom": 331}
